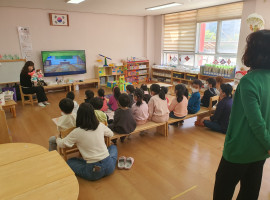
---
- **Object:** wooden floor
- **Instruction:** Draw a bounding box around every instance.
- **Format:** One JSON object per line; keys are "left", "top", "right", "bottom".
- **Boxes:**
{"left": 4, "top": 86, "right": 270, "bottom": 200}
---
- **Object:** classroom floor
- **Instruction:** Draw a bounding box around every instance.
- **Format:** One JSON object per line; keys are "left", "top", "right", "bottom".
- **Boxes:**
{"left": 4, "top": 86, "right": 270, "bottom": 200}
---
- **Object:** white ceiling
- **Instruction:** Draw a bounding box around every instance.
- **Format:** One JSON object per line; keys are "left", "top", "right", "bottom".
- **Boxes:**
{"left": 0, "top": 0, "right": 242, "bottom": 16}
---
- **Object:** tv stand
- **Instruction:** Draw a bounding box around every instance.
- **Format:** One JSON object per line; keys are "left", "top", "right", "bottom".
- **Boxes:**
{"left": 72, "top": 79, "right": 100, "bottom": 90}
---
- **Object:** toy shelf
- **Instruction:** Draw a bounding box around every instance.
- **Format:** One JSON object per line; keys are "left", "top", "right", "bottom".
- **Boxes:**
{"left": 126, "top": 60, "right": 149, "bottom": 83}
{"left": 95, "top": 65, "right": 125, "bottom": 86}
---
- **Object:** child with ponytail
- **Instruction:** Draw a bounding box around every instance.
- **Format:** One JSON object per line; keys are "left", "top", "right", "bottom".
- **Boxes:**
{"left": 108, "top": 86, "right": 121, "bottom": 111}
{"left": 132, "top": 88, "right": 149, "bottom": 125}
{"left": 148, "top": 84, "right": 169, "bottom": 123}
{"left": 169, "top": 84, "right": 188, "bottom": 119}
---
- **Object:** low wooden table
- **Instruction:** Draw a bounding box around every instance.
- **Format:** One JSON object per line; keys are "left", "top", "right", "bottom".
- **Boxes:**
{"left": 0, "top": 143, "right": 79, "bottom": 200}
{"left": 72, "top": 79, "right": 100, "bottom": 90}
{"left": 44, "top": 83, "right": 72, "bottom": 92}
{"left": 2, "top": 100, "right": 17, "bottom": 118}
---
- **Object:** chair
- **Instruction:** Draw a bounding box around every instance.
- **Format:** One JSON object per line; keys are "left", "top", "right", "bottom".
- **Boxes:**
{"left": 209, "top": 96, "right": 220, "bottom": 112}
{"left": 19, "top": 85, "right": 38, "bottom": 106}
{"left": 58, "top": 127, "right": 78, "bottom": 161}
{"left": 0, "top": 107, "right": 12, "bottom": 143}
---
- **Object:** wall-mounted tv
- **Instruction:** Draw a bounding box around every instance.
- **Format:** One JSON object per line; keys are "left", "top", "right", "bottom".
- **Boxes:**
{"left": 42, "top": 50, "right": 86, "bottom": 77}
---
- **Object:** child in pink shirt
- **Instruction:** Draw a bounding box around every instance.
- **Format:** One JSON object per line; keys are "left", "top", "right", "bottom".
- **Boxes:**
{"left": 132, "top": 88, "right": 149, "bottom": 125}
{"left": 98, "top": 88, "right": 108, "bottom": 112}
{"left": 169, "top": 84, "right": 188, "bottom": 119}
{"left": 108, "top": 87, "right": 121, "bottom": 111}
{"left": 148, "top": 84, "right": 169, "bottom": 123}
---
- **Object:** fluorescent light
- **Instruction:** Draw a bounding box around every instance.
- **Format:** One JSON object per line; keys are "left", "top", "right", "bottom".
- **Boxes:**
{"left": 146, "top": 2, "right": 182, "bottom": 11}
{"left": 67, "top": 0, "right": 85, "bottom": 4}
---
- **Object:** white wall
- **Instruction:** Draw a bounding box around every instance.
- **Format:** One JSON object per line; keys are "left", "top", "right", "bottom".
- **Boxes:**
{"left": 0, "top": 7, "right": 145, "bottom": 81}
{"left": 237, "top": 0, "right": 270, "bottom": 69}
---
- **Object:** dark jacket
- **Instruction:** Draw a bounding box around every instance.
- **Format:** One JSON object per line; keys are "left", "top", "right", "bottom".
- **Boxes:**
{"left": 20, "top": 73, "right": 32, "bottom": 87}
{"left": 109, "top": 108, "right": 136, "bottom": 134}
{"left": 201, "top": 88, "right": 217, "bottom": 107}
{"left": 128, "top": 93, "right": 134, "bottom": 108}
{"left": 210, "top": 97, "right": 233, "bottom": 133}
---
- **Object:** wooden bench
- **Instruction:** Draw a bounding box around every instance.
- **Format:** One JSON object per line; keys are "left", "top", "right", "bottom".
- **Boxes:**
{"left": 72, "top": 79, "right": 100, "bottom": 91}
{"left": 166, "top": 96, "right": 219, "bottom": 133}
{"left": 105, "top": 121, "right": 167, "bottom": 146}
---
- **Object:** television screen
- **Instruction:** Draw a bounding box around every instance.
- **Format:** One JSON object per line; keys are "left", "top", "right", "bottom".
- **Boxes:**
{"left": 42, "top": 50, "right": 86, "bottom": 77}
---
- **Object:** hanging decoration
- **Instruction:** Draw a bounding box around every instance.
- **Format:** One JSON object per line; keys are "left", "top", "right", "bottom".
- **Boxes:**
{"left": 247, "top": 13, "right": 265, "bottom": 32}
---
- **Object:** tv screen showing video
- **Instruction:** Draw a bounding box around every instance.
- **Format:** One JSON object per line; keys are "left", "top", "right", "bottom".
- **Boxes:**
{"left": 42, "top": 50, "right": 86, "bottom": 77}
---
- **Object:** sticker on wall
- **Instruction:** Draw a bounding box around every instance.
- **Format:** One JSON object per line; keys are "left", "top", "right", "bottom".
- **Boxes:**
{"left": 172, "top": 56, "right": 177, "bottom": 62}
{"left": 185, "top": 56, "right": 190, "bottom": 62}
{"left": 220, "top": 59, "right": 226, "bottom": 65}
{"left": 213, "top": 60, "right": 219, "bottom": 65}
{"left": 49, "top": 13, "right": 69, "bottom": 26}
{"left": 227, "top": 59, "right": 231, "bottom": 65}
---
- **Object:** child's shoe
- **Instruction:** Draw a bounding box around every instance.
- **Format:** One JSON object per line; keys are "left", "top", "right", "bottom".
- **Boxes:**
{"left": 125, "top": 157, "right": 134, "bottom": 169}
{"left": 118, "top": 156, "right": 126, "bottom": 169}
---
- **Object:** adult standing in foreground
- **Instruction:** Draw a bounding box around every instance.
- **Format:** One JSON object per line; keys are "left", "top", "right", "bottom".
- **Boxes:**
{"left": 20, "top": 61, "right": 49, "bottom": 107}
{"left": 213, "top": 30, "right": 270, "bottom": 199}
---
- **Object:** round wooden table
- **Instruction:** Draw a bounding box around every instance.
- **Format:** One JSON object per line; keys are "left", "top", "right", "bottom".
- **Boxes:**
{"left": 0, "top": 143, "right": 79, "bottom": 200}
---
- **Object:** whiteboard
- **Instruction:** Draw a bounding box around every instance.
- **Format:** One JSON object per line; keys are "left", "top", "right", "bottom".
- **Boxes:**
{"left": 0, "top": 60, "right": 26, "bottom": 84}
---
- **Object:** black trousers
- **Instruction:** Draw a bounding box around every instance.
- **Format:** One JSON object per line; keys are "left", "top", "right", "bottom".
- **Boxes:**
{"left": 213, "top": 157, "right": 266, "bottom": 200}
{"left": 22, "top": 86, "right": 48, "bottom": 103}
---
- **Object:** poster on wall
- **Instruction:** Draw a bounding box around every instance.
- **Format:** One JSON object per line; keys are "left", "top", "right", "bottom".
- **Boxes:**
{"left": 17, "top": 26, "right": 33, "bottom": 61}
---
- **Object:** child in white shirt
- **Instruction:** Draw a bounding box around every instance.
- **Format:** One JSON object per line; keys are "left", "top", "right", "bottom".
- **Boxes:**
{"left": 56, "top": 103, "right": 117, "bottom": 181}
{"left": 48, "top": 98, "right": 76, "bottom": 151}
{"left": 66, "top": 91, "right": 79, "bottom": 114}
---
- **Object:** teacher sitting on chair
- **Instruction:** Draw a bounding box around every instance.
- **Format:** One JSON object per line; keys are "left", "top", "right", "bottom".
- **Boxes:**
{"left": 20, "top": 61, "right": 49, "bottom": 107}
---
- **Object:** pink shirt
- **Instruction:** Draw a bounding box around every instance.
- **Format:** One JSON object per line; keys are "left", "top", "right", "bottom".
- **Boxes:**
{"left": 100, "top": 97, "right": 108, "bottom": 112}
{"left": 132, "top": 101, "right": 149, "bottom": 123}
{"left": 108, "top": 95, "right": 118, "bottom": 111}
{"left": 148, "top": 95, "right": 169, "bottom": 121}
{"left": 169, "top": 96, "right": 188, "bottom": 118}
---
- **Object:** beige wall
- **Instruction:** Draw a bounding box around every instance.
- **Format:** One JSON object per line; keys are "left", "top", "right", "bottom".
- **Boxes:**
{"left": 0, "top": 7, "right": 145, "bottom": 81}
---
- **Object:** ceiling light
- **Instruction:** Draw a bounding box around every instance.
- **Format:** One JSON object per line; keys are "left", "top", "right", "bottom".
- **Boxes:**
{"left": 67, "top": 0, "right": 85, "bottom": 4}
{"left": 146, "top": 2, "right": 182, "bottom": 11}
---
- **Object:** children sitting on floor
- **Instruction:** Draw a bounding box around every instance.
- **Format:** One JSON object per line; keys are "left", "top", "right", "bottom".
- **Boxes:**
{"left": 148, "top": 84, "right": 169, "bottom": 123}
{"left": 161, "top": 86, "right": 169, "bottom": 105}
{"left": 201, "top": 84, "right": 233, "bottom": 134}
{"left": 169, "top": 84, "right": 188, "bottom": 119}
{"left": 85, "top": 90, "right": 94, "bottom": 104}
{"left": 98, "top": 88, "right": 108, "bottom": 112}
{"left": 108, "top": 87, "right": 121, "bottom": 111}
{"left": 90, "top": 97, "right": 107, "bottom": 124}
{"left": 140, "top": 84, "right": 151, "bottom": 104}
{"left": 56, "top": 103, "right": 117, "bottom": 181}
{"left": 66, "top": 91, "right": 79, "bottom": 114}
{"left": 109, "top": 93, "right": 136, "bottom": 143}
{"left": 188, "top": 79, "right": 202, "bottom": 114}
{"left": 201, "top": 78, "right": 217, "bottom": 108}
{"left": 126, "top": 84, "right": 135, "bottom": 108}
{"left": 48, "top": 98, "right": 76, "bottom": 151}
{"left": 132, "top": 88, "right": 149, "bottom": 125}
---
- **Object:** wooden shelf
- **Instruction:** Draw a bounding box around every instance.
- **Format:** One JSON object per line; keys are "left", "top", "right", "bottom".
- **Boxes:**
{"left": 152, "top": 74, "right": 171, "bottom": 78}
{"left": 127, "top": 73, "right": 149, "bottom": 77}
{"left": 99, "top": 74, "right": 124, "bottom": 77}
{"left": 127, "top": 68, "right": 149, "bottom": 71}
{"left": 0, "top": 59, "right": 26, "bottom": 63}
{"left": 127, "top": 60, "right": 149, "bottom": 64}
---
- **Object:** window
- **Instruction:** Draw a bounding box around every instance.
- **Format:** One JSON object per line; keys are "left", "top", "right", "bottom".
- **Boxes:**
{"left": 164, "top": 19, "right": 240, "bottom": 68}
{"left": 163, "top": 2, "right": 243, "bottom": 69}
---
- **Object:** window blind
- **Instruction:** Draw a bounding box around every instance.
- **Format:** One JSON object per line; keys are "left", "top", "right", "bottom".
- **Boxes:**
{"left": 164, "top": 10, "right": 197, "bottom": 52}
{"left": 197, "top": 2, "right": 243, "bottom": 22}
